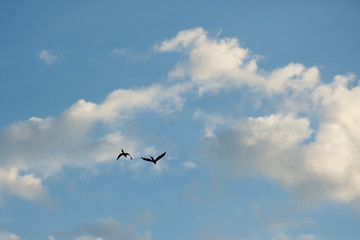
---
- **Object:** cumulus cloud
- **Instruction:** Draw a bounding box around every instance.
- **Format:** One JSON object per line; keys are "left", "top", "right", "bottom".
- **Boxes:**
{"left": 155, "top": 27, "right": 320, "bottom": 95}
{"left": 0, "top": 167, "right": 48, "bottom": 203}
{"left": 302, "top": 74, "right": 360, "bottom": 203}
{"left": 199, "top": 73, "right": 360, "bottom": 204}
{"left": 73, "top": 218, "right": 151, "bottom": 240}
{"left": 37, "top": 50, "right": 57, "bottom": 65}
{"left": 0, "top": 84, "right": 186, "bottom": 201}
{"left": 204, "top": 114, "right": 312, "bottom": 184}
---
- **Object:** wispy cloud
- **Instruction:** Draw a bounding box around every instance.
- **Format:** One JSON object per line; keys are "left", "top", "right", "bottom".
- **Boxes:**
{"left": 183, "top": 161, "right": 197, "bottom": 169}
{"left": 37, "top": 50, "right": 58, "bottom": 65}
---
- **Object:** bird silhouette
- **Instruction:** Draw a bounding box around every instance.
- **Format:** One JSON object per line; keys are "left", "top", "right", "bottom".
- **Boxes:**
{"left": 116, "top": 149, "right": 132, "bottom": 160}
{"left": 141, "top": 152, "right": 166, "bottom": 165}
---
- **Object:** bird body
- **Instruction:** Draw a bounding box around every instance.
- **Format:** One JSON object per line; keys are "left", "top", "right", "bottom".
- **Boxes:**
{"left": 141, "top": 152, "right": 166, "bottom": 164}
{"left": 117, "top": 149, "right": 132, "bottom": 160}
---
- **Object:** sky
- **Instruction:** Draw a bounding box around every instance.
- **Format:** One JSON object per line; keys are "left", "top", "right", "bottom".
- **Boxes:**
{"left": 0, "top": 1, "right": 360, "bottom": 239}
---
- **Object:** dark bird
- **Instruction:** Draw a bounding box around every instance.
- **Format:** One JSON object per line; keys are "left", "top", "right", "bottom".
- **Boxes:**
{"left": 116, "top": 149, "right": 132, "bottom": 160}
{"left": 141, "top": 152, "right": 166, "bottom": 165}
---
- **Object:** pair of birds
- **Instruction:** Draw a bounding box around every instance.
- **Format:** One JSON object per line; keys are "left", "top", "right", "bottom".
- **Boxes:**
{"left": 116, "top": 149, "right": 166, "bottom": 165}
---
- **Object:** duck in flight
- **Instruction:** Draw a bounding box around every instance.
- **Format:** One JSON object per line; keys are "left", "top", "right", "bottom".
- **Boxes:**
{"left": 141, "top": 152, "right": 166, "bottom": 165}
{"left": 116, "top": 149, "right": 132, "bottom": 160}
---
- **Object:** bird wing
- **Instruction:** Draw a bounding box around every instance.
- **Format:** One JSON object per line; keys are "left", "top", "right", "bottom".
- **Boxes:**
{"left": 117, "top": 153, "right": 124, "bottom": 160}
{"left": 141, "top": 157, "right": 153, "bottom": 162}
{"left": 155, "top": 152, "right": 166, "bottom": 161}
{"left": 128, "top": 154, "right": 133, "bottom": 160}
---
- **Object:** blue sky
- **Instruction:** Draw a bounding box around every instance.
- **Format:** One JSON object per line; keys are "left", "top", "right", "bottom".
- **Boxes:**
{"left": 0, "top": 1, "right": 360, "bottom": 240}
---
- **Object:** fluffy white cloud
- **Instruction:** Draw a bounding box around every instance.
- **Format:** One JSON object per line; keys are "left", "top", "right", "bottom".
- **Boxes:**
{"left": 204, "top": 114, "right": 312, "bottom": 184}
{"left": 73, "top": 218, "right": 151, "bottom": 240}
{"left": 37, "top": 50, "right": 57, "bottom": 65}
{"left": 0, "top": 83, "right": 186, "bottom": 201}
{"left": 155, "top": 27, "right": 320, "bottom": 95}
{"left": 200, "top": 73, "right": 360, "bottom": 204}
{"left": 302, "top": 74, "right": 360, "bottom": 203}
{"left": 0, "top": 167, "right": 48, "bottom": 202}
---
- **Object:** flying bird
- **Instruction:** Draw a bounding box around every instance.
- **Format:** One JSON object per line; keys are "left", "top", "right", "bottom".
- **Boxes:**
{"left": 141, "top": 152, "right": 166, "bottom": 165}
{"left": 116, "top": 149, "right": 133, "bottom": 160}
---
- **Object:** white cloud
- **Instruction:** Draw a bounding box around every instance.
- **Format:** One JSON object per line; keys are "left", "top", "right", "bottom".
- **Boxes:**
{"left": 199, "top": 73, "right": 360, "bottom": 204}
{"left": 155, "top": 27, "right": 207, "bottom": 52}
{"left": 0, "top": 167, "right": 48, "bottom": 203}
{"left": 183, "top": 161, "right": 197, "bottom": 169}
{"left": 302, "top": 74, "right": 360, "bottom": 203}
{"left": 193, "top": 110, "right": 232, "bottom": 139}
{"left": 204, "top": 114, "right": 312, "bottom": 185}
{"left": 155, "top": 27, "right": 320, "bottom": 95}
{"left": 0, "top": 83, "right": 186, "bottom": 201}
{"left": 64, "top": 84, "right": 186, "bottom": 123}
{"left": 37, "top": 50, "right": 57, "bottom": 65}
{"left": 73, "top": 217, "right": 151, "bottom": 240}
{"left": 0, "top": 232, "right": 21, "bottom": 240}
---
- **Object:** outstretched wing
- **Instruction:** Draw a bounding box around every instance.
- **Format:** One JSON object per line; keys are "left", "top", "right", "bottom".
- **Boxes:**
{"left": 117, "top": 153, "right": 124, "bottom": 160}
{"left": 141, "top": 157, "right": 153, "bottom": 162}
{"left": 155, "top": 152, "right": 166, "bottom": 161}
{"left": 128, "top": 154, "right": 133, "bottom": 160}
